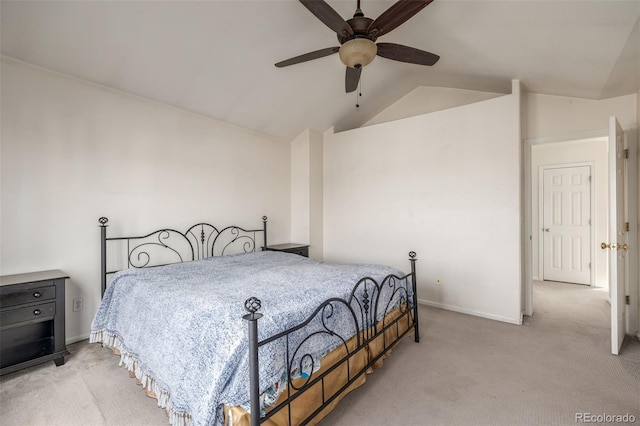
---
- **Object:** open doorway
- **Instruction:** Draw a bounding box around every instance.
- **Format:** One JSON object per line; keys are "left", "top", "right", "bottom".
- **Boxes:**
{"left": 523, "top": 124, "right": 639, "bottom": 354}
{"left": 530, "top": 137, "right": 609, "bottom": 288}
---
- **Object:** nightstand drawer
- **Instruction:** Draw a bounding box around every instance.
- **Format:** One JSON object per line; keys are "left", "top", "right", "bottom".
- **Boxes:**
{"left": 1, "top": 302, "right": 56, "bottom": 327}
{"left": 0, "top": 285, "right": 56, "bottom": 308}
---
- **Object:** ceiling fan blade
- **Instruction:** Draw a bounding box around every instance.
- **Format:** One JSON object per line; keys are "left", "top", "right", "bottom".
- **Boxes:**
{"left": 345, "top": 66, "right": 361, "bottom": 93}
{"left": 368, "top": 0, "right": 433, "bottom": 38}
{"left": 376, "top": 42, "right": 439, "bottom": 66}
{"left": 275, "top": 46, "right": 340, "bottom": 68}
{"left": 299, "top": 0, "right": 354, "bottom": 37}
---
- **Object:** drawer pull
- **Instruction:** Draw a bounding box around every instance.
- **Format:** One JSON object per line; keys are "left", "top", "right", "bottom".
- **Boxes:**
{"left": 33, "top": 291, "right": 41, "bottom": 298}
{"left": 33, "top": 309, "right": 41, "bottom": 316}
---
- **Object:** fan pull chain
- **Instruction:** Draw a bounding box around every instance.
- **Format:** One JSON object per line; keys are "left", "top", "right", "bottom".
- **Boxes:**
{"left": 356, "top": 75, "right": 362, "bottom": 108}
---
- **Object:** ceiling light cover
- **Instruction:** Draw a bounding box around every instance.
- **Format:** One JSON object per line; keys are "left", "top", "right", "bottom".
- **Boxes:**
{"left": 339, "top": 38, "right": 377, "bottom": 68}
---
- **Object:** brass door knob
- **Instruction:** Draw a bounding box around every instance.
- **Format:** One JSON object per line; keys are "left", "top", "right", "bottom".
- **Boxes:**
{"left": 617, "top": 243, "right": 628, "bottom": 251}
{"left": 543, "top": 228, "right": 550, "bottom": 232}
{"left": 601, "top": 242, "right": 612, "bottom": 250}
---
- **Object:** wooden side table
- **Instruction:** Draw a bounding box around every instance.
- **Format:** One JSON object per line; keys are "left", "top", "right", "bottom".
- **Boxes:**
{"left": 0, "top": 270, "right": 70, "bottom": 375}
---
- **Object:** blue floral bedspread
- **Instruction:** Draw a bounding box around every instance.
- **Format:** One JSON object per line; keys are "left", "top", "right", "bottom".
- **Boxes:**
{"left": 90, "top": 251, "right": 407, "bottom": 426}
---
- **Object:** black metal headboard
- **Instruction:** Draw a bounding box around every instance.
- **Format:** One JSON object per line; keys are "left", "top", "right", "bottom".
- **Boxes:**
{"left": 98, "top": 216, "right": 268, "bottom": 296}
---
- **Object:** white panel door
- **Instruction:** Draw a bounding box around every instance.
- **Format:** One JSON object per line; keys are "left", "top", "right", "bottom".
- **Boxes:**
{"left": 542, "top": 166, "right": 591, "bottom": 284}
{"left": 608, "top": 117, "right": 627, "bottom": 355}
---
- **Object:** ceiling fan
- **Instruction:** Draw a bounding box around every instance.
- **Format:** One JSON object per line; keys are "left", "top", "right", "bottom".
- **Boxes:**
{"left": 275, "top": 0, "right": 440, "bottom": 93}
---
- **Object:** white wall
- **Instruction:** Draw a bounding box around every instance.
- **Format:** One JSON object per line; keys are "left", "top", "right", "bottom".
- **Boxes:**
{"left": 364, "top": 86, "right": 503, "bottom": 127}
{"left": 0, "top": 58, "right": 291, "bottom": 342}
{"left": 308, "top": 130, "right": 324, "bottom": 259}
{"left": 291, "top": 131, "right": 310, "bottom": 244}
{"left": 523, "top": 93, "right": 636, "bottom": 140}
{"left": 324, "top": 85, "right": 523, "bottom": 324}
{"left": 290, "top": 128, "right": 323, "bottom": 259}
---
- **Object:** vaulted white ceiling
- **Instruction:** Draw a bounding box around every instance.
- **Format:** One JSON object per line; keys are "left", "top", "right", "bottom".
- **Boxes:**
{"left": 2, "top": 0, "right": 639, "bottom": 141}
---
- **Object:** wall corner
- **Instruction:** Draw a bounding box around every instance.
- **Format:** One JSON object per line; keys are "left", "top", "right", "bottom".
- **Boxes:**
{"left": 290, "top": 128, "right": 324, "bottom": 260}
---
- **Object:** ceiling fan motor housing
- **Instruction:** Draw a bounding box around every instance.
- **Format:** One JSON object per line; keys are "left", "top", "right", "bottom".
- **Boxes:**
{"left": 339, "top": 16, "right": 377, "bottom": 69}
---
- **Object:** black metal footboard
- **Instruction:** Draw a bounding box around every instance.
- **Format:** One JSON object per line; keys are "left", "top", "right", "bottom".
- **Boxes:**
{"left": 243, "top": 252, "right": 418, "bottom": 426}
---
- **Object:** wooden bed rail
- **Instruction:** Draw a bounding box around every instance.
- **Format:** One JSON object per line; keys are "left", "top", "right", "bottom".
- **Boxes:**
{"left": 244, "top": 252, "right": 419, "bottom": 426}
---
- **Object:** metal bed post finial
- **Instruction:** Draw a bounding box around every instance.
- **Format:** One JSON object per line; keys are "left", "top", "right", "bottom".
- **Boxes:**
{"left": 243, "top": 297, "right": 263, "bottom": 426}
{"left": 99, "top": 217, "right": 109, "bottom": 297}
{"left": 409, "top": 251, "right": 419, "bottom": 343}
{"left": 262, "top": 216, "right": 268, "bottom": 251}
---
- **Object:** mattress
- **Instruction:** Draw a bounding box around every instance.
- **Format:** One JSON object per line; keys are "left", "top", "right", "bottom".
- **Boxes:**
{"left": 90, "top": 251, "right": 409, "bottom": 426}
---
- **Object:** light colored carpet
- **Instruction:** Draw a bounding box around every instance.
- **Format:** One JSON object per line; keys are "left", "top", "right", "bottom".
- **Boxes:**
{"left": 1, "top": 281, "right": 638, "bottom": 425}
{"left": 324, "top": 281, "right": 640, "bottom": 425}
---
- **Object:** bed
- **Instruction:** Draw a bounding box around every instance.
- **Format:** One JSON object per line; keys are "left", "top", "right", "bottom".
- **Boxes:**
{"left": 90, "top": 216, "right": 419, "bottom": 426}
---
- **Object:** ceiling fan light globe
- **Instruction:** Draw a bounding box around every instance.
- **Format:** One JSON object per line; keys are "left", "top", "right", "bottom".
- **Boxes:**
{"left": 339, "top": 38, "right": 377, "bottom": 68}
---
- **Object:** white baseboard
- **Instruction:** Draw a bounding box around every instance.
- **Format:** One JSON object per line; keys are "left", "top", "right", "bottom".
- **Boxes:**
{"left": 418, "top": 298, "right": 523, "bottom": 325}
{"left": 66, "top": 333, "right": 90, "bottom": 345}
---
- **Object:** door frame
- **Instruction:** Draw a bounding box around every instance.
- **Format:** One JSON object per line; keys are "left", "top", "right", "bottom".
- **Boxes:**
{"left": 538, "top": 163, "right": 595, "bottom": 285}
{"left": 523, "top": 128, "right": 638, "bottom": 338}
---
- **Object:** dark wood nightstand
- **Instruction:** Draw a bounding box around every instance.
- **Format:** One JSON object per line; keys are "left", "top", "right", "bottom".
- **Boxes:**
{"left": 0, "top": 270, "right": 70, "bottom": 375}
{"left": 266, "top": 243, "right": 309, "bottom": 257}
